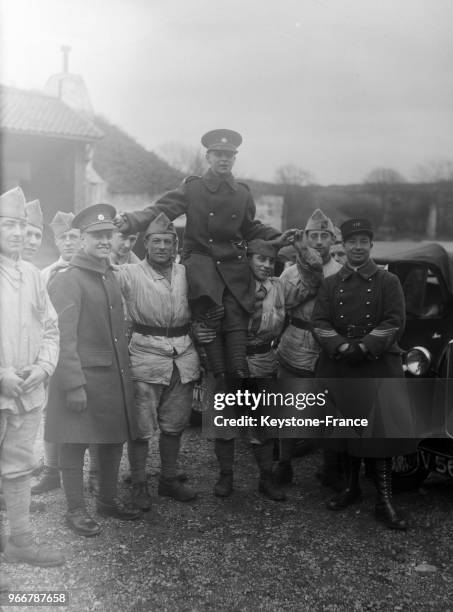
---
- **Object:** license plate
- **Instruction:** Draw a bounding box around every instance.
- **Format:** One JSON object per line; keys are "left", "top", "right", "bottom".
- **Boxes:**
{"left": 419, "top": 448, "right": 453, "bottom": 477}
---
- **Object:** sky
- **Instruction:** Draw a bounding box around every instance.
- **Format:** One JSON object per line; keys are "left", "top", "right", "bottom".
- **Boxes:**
{"left": 2, "top": 0, "right": 453, "bottom": 185}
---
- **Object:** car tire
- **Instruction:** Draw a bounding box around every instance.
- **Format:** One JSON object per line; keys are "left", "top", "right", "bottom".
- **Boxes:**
{"left": 391, "top": 453, "right": 430, "bottom": 492}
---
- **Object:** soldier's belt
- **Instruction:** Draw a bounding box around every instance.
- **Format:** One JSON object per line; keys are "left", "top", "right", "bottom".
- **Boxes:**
{"left": 337, "top": 324, "right": 371, "bottom": 338}
{"left": 246, "top": 342, "right": 273, "bottom": 356}
{"left": 290, "top": 317, "right": 312, "bottom": 331}
{"left": 133, "top": 323, "right": 190, "bottom": 337}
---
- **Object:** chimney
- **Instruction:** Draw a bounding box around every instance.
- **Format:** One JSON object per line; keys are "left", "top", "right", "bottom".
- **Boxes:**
{"left": 61, "top": 45, "right": 71, "bottom": 73}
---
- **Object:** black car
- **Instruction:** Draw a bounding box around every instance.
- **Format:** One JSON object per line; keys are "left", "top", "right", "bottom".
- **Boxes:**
{"left": 376, "top": 243, "right": 453, "bottom": 489}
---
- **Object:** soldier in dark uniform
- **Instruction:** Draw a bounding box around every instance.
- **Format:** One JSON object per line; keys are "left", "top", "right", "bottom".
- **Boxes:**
{"left": 312, "top": 218, "right": 414, "bottom": 530}
{"left": 114, "top": 129, "right": 295, "bottom": 379}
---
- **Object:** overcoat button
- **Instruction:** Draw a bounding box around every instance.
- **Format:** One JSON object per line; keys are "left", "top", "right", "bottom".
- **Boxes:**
{"left": 238, "top": 256, "right": 242, "bottom": 259}
{"left": 217, "top": 261, "right": 221, "bottom": 264}
{"left": 209, "top": 239, "right": 213, "bottom": 243}
{"left": 232, "top": 214, "right": 237, "bottom": 218}
{"left": 209, "top": 212, "right": 214, "bottom": 216}
{"left": 114, "top": 337, "right": 118, "bottom": 342}
{"left": 367, "top": 289, "right": 372, "bottom": 293}
{"left": 340, "top": 315, "right": 344, "bottom": 319}
{"left": 366, "top": 314, "right": 371, "bottom": 318}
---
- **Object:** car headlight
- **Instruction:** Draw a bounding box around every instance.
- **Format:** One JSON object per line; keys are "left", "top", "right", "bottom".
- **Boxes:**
{"left": 403, "top": 346, "right": 432, "bottom": 376}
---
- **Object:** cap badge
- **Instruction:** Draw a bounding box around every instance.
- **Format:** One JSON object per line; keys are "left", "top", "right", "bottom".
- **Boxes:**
{"left": 221, "top": 137, "right": 227, "bottom": 143}
{"left": 97, "top": 214, "right": 105, "bottom": 221}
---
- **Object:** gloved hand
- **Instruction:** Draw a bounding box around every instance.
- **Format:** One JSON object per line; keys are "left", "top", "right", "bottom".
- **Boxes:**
{"left": 191, "top": 322, "right": 216, "bottom": 345}
{"left": 113, "top": 213, "right": 129, "bottom": 232}
{"left": 268, "top": 228, "right": 300, "bottom": 248}
{"left": 342, "top": 343, "right": 367, "bottom": 365}
{"left": 66, "top": 387, "right": 87, "bottom": 413}
{"left": 204, "top": 305, "right": 225, "bottom": 321}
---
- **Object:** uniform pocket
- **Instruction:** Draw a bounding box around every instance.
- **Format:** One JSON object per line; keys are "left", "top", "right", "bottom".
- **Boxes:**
{"left": 79, "top": 350, "right": 113, "bottom": 367}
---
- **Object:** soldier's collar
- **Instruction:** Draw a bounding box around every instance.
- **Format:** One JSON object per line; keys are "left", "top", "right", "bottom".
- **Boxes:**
{"left": 340, "top": 258, "right": 378, "bottom": 280}
{"left": 203, "top": 168, "right": 237, "bottom": 193}
{"left": 70, "top": 251, "right": 112, "bottom": 274}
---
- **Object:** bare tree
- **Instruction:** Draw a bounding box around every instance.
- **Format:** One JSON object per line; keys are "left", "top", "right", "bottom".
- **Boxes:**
{"left": 414, "top": 159, "right": 453, "bottom": 183}
{"left": 364, "top": 167, "right": 406, "bottom": 184}
{"left": 275, "top": 164, "right": 315, "bottom": 186}
{"left": 363, "top": 168, "right": 406, "bottom": 238}
{"left": 158, "top": 142, "right": 207, "bottom": 176}
{"left": 413, "top": 159, "right": 453, "bottom": 239}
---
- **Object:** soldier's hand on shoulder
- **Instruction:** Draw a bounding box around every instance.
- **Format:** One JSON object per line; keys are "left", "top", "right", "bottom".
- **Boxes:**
{"left": 192, "top": 322, "right": 216, "bottom": 344}
{"left": 113, "top": 213, "right": 128, "bottom": 232}
{"left": 66, "top": 386, "right": 87, "bottom": 413}
{"left": 270, "top": 228, "right": 300, "bottom": 247}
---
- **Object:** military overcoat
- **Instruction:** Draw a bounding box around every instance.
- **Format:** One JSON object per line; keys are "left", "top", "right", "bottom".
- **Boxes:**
{"left": 45, "top": 251, "right": 137, "bottom": 444}
{"left": 123, "top": 169, "right": 280, "bottom": 313}
{"left": 312, "top": 259, "right": 417, "bottom": 457}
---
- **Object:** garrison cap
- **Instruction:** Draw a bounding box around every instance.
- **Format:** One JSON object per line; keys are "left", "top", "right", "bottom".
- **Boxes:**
{"left": 0, "top": 187, "right": 27, "bottom": 220}
{"left": 72, "top": 203, "right": 117, "bottom": 233}
{"left": 305, "top": 208, "right": 335, "bottom": 235}
{"left": 144, "top": 212, "right": 177, "bottom": 238}
{"left": 25, "top": 199, "right": 43, "bottom": 230}
{"left": 50, "top": 211, "right": 76, "bottom": 239}
{"left": 247, "top": 239, "right": 277, "bottom": 259}
{"left": 201, "top": 129, "right": 242, "bottom": 153}
{"left": 340, "top": 218, "right": 374, "bottom": 241}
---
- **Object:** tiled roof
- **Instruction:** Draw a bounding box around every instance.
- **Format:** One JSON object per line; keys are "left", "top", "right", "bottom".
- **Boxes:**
{"left": 0, "top": 85, "right": 103, "bottom": 141}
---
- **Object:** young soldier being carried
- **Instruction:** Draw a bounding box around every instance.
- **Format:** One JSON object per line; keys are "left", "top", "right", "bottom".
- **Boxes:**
{"left": 114, "top": 129, "right": 295, "bottom": 382}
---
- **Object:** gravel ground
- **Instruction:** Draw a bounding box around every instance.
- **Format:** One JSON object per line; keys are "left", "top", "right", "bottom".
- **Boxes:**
{"left": 2, "top": 427, "right": 453, "bottom": 612}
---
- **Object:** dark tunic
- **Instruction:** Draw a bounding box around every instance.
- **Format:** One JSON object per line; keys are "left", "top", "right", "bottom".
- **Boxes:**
{"left": 45, "top": 251, "right": 137, "bottom": 444}
{"left": 122, "top": 168, "right": 280, "bottom": 314}
{"left": 312, "top": 259, "right": 416, "bottom": 457}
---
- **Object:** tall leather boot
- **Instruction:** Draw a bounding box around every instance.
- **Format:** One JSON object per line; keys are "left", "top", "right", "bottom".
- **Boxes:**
{"left": 316, "top": 450, "right": 345, "bottom": 492}
{"left": 214, "top": 439, "right": 234, "bottom": 497}
{"left": 327, "top": 455, "right": 362, "bottom": 511}
{"left": 374, "top": 458, "right": 407, "bottom": 531}
{"left": 274, "top": 439, "right": 295, "bottom": 485}
{"left": 253, "top": 441, "right": 286, "bottom": 501}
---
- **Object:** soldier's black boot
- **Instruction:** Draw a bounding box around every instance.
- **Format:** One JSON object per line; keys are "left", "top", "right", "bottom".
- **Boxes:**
{"left": 214, "top": 439, "right": 234, "bottom": 497}
{"left": 253, "top": 441, "right": 286, "bottom": 502}
{"left": 374, "top": 458, "right": 407, "bottom": 531}
{"left": 327, "top": 455, "right": 362, "bottom": 511}
{"left": 274, "top": 439, "right": 295, "bottom": 485}
{"left": 316, "top": 450, "right": 345, "bottom": 492}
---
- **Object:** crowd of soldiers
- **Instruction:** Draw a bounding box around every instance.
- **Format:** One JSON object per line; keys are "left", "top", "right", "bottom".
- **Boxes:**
{"left": 0, "top": 129, "right": 414, "bottom": 578}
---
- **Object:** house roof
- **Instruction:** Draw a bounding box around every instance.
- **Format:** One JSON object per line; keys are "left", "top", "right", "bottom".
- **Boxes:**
{"left": 0, "top": 85, "right": 103, "bottom": 141}
{"left": 92, "top": 116, "right": 183, "bottom": 195}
